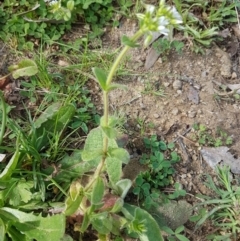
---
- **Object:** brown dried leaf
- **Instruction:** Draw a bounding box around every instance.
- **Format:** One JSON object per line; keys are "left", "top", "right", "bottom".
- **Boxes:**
{"left": 0, "top": 76, "right": 10, "bottom": 90}
{"left": 144, "top": 47, "right": 161, "bottom": 70}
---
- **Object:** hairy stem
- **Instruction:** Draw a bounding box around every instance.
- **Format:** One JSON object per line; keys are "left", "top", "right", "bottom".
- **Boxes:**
{"left": 85, "top": 30, "right": 144, "bottom": 191}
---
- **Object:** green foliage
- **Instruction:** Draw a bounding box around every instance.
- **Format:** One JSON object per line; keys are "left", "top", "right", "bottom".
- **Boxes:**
{"left": 192, "top": 123, "right": 233, "bottom": 147}
{"left": 191, "top": 166, "right": 240, "bottom": 240}
{"left": 133, "top": 135, "right": 181, "bottom": 208}
{"left": 161, "top": 226, "right": 190, "bottom": 241}
{"left": 153, "top": 38, "right": 184, "bottom": 56}
{"left": 0, "top": 57, "right": 69, "bottom": 239}
{"left": 172, "top": 0, "right": 240, "bottom": 52}
{"left": 0, "top": 0, "right": 129, "bottom": 49}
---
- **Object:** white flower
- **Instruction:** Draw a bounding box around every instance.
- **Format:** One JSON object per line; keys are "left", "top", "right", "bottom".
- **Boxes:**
{"left": 157, "top": 25, "right": 169, "bottom": 35}
{"left": 170, "top": 7, "right": 182, "bottom": 24}
{"left": 157, "top": 16, "right": 169, "bottom": 27}
{"left": 145, "top": 4, "right": 155, "bottom": 14}
{"left": 49, "top": 0, "right": 59, "bottom": 6}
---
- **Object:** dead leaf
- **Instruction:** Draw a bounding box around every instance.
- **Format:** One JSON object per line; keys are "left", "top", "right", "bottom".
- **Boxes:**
{"left": 188, "top": 86, "right": 199, "bottom": 104}
{"left": 201, "top": 146, "right": 240, "bottom": 174}
{"left": 226, "top": 83, "right": 240, "bottom": 94}
{"left": 0, "top": 76, "right": 10, "bottom": 90}
{"left": 144, "top": 47, "right": 161, "bottom": 70}
{"left": 145, "top": 31, "right": 162, "bottom": 45}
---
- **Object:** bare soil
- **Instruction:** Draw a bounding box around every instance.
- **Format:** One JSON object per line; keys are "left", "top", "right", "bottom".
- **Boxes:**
{"left": 101, "top": 19, "right": 240, "bottom": 240}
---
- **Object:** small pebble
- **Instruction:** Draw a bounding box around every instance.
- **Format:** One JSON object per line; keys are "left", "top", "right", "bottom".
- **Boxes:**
{"left": 157, "top": 58, "right": 163, "bottom": 64}
{"left": 188, "top": 111, "right": 197, "bottom": 118}
{"left": 153, "top": 113, "right": 160, "bottom": 119}
{"left": 181, "top": 174, "right": 187, "bottom": 179}
{"left": 187, "top": 173, "right": 192, "bottom": 178}
{"left": 163, "top": 82, "right": 170, "bottom": 87}
{"left": 232, "top": 72, "right": 237, "bottom": 79}
{"left": 173, "top": 79, "right": 182, "bottom": 90}
{"left": 172, "top": 108, "right": 179, "bottom": 116}
{"left": 177, "top": 90, "right": 182, "bottom": 95}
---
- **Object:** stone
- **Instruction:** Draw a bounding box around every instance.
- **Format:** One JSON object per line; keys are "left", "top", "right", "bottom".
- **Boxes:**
{"left": 188, "top": 111, "right": 197, "bottom": 118}
{"left": 172, "top": 108, "right": 179, "bottom": 116}
{"left": 232, "top": 72, "right": 237, "bottom": 79}
{"left": 173, "top": 79, "right": 182, "bottom": 90}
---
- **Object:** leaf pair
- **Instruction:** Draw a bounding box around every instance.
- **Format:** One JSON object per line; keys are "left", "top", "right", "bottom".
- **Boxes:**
{"left": 92, "top": 67, "right": 127, "bottom": 92}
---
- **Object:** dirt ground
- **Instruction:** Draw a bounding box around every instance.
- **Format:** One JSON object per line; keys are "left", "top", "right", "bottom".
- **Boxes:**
{"left": 102, "top": 19, "right": 240, "bottom": 239}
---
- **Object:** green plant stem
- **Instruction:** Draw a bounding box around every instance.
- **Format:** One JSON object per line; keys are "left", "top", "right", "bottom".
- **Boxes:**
{"left": 85, "top": 30, "right": 144, "bottom": 192}
{"left": 0, "top": 91, "right": 7, "bottom": 146}
{"left": 106, "top": 29, "right": 144, "bottom": 87}
{"left": 103, "top": 29, "right": 143, "bottom": 126}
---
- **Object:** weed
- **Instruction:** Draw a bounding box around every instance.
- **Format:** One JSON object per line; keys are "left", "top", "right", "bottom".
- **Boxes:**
{"left": 173, "top": 0, "right": 240, "bottom": 52}
{"left": 0, "top": 0, "right": 138, "bottom": 49}
{"left": 142, "top": 81, "right": 166, "bottom": 97}
{"left": 152, "top": 38, "right": 184, "bottom": 56}
{"left": 192, "top": 123, "right": 233, "bottom": 147}
{"left": 190, "top": 166, "right": 240, "bottom": 241}
{"left": 136, "top": 117, "right": 155, "bottom": 136}
{"left": 161, "top": 225, "right": 190, "bottom": 241}
{"left": 133, "top": 135, "right": 181, "bottom": 208}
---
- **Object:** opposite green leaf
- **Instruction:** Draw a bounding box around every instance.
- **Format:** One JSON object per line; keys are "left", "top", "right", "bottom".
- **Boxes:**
{"left": 121, "top": 35, "right": 139, "bottom": 48}
{"left": 106, "top": 157, "right": 122, "bottom": 184}
{"left": 91, "top": 212, "right": 113, "bottom": 235}
{"left": 108, "top": 148, "right": 130, "bottom": 164}
{"left": 106, "top": 83, "right": 128, "bottom": 91}
{"left": 91, "top": 177, "right": 105, "bottom": 205}
{"left": 92, "top": 67, "right": 108, "bottom": 90}
{"left": 115, "top": 179, "right": 132, "bottom": 199}
{"left": 82, "top": 127, "right": 118, "bottom": 161}
{"left": 101, "top": 126, "right": 118, "bottom": 139}
{"left": 54, "top": 151, "right": 99, "bottom": 182}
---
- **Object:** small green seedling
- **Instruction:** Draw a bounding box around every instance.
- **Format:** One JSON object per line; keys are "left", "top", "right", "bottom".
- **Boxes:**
{"left": 191, "top": 166, "right": 240, "bottom": 240}
{"left": 192, "top": 123, "right": 232, "bottom": 147}
{"left": 133, "top": 135, "right": 181, "bottom": 208}
{"left": 161, "top": 225, "right": 190, "bottom": 241}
